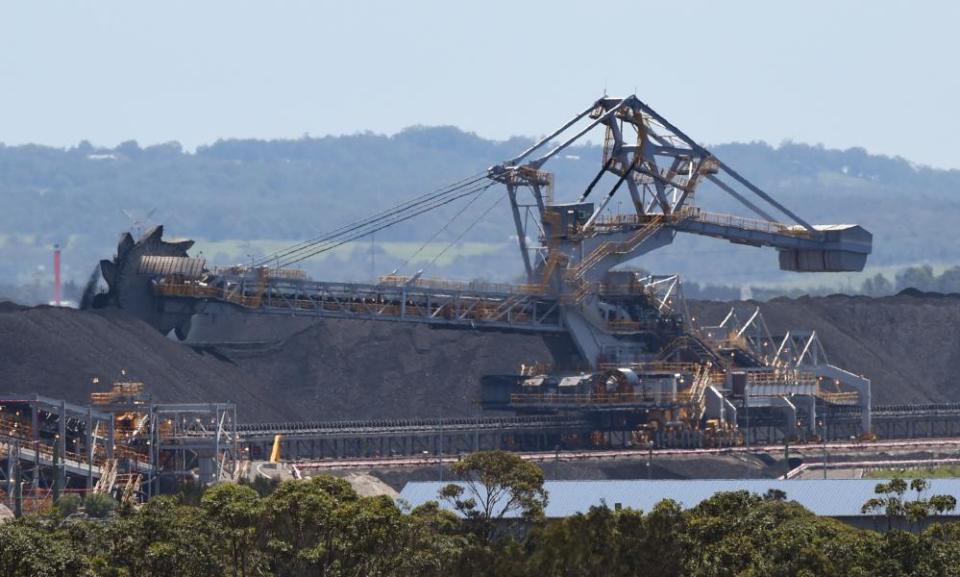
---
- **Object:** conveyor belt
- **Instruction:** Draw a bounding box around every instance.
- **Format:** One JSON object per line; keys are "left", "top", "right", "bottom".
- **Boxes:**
{"left": 236, "top": 414, "right": 589, "bottom": 441}
{"left": 828, "top": 402, "right": 960, "bottom": 419}
{"left": 235, "top": 402, "right": 960, "bottom": 447}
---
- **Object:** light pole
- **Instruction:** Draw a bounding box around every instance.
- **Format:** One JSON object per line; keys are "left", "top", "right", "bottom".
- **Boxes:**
{"left": 647, "top": 441, "right": 654, "bottom": 480}
{"left": 784, "top": 436, "right": 791, "bottom": 478}
{"left": 744, "top": 383, "right": 750, "bottom": 478}
{"left": 818, "top": 418, "right": 827, "bottom": 479}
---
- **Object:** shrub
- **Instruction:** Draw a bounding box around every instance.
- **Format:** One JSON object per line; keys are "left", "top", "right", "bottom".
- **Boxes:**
{"left": 84, "top": 493, "right": 116, "bottom": 519}
{"left": 56, "top": 494, "right": 82, "bottom": 516}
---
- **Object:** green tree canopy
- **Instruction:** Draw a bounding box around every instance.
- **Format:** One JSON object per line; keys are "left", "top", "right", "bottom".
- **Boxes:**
{"left": 440, "top": 450, "right": 547, "bottom": 542}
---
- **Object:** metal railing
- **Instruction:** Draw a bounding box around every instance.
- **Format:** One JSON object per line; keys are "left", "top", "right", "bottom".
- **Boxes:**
{"left": 511, "top": 391, "right": 695, "bottom": 405}
{"left": 818, "top": 391, "right": 860, "bottom": 405}
{"left": 596, "top": 361, "right": 701, "bottom": 373}
{"left": 377, "top": 275, "right": 545, "bottom": 295}
{"left": 157, "top": 279, "right": 556, "bottom": 327}
{"left": 597, "top": 283, "right": 655, "bottom": 296}
{"left": 592, "top": 213, "right": 656, "bottom": 227}
{"left": 606, "top": 320, "right": 645, "bottom": 333}
{"left": 570, "top": 216, "right": 664, "bottom": 279}
{"left": 236, "top": 414, "right": 589, "bottom": 439}
{"left": 676, "top": 207, "right": 812, "bottom": 238}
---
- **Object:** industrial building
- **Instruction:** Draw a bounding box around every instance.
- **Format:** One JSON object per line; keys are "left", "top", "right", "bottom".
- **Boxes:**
{"left": 0, "top": 383, "right": 239, "bottom": 508}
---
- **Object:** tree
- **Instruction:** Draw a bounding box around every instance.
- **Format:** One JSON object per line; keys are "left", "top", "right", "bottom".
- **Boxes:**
{"left": 896, "top": 265, "right": 936, "bottom": 292}
{"left": 404, "top": 502, "right": 471, "bottom": 577}
{"left": 241, "top": 475, "right": 280, "bottom": 497}
{"left": 862, "top": 478, "right": 956, "bottom": 532}
{"left": 764, "top": 488, "right": 788, "bottom": 501}
{"left": 527, "top": 504, "right": 621, "bottom": 577}
{"left": 260, "top": 475, "right": 358, "bottom": 576}
{"left": 100, "top": 496, "right": 221, "bottom": 577}
{"left": 686, "top": 491, "right": 873, "bottom": 577}
{"left": 56, "top": 494, "right": 82, "bottom": 517}
{"left": 10, "top": 482, "right": 960, "bottom": 577}
{"left": 259, "top": 475, "right": 463, "bottom": 577}
{"left": 0, "top": 517, "right": 89, "bottom": 577}
{"left": 528, "top": 499, "right": 687, "bottom": 577}
{"left": 640, "top": 500, "right": 686, "bottom": 577}
{"left": 200, "top": 483, "right": 263, "bottom": 577}
{"left": 861, "top": 273, "right": 893, "bottom": 297}
{"left": 936, "top": 266, "right": 960, "bottom": 293}
{"left": 440, "top": 450, "right": 547, "bottom": 543}
{"left": 84, "top": 493, "right": 116, "bottom": 519}
{"left": 862, "top": 478, "right": 908, "bottom": 531}
{"left": 930, "top": 494, "right": 957, "bottom": 515}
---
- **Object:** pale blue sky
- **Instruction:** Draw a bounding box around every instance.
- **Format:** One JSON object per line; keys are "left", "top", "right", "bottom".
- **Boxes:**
{"left": 2, "top": 1, "right": 959, "bottom": 168}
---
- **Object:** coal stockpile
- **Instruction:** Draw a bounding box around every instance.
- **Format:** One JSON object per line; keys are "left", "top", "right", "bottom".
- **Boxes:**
{"left": 0, "top": 302, "right": 291, "bottom": 421}
{"left": 689, "top": 292, "right": 960, "bottom": 404}
{"left": 0, "top": 302, "right": 581, "bottom": 422}
{"left": 2, "top": 292, "right": 960, "bottom": 422}
{"left": 211, "top": 319, "right": 583, "bottom": 421}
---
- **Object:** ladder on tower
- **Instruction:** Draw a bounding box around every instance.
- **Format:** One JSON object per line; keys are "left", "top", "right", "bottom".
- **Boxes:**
{"left": 538, "top": 246, "right": 569, "bottom": 289}
{"left": 689, "top": 363, "right": 714, "bottom": 423}
{"left": 658, "top": 335, "right": 728, "bottom": 368}
{"left": 114, "top": 472, "right": 143, "bottom": 504}
{"left": 93, "top": 459, "right": 118, "bottom": 495}
{"left": 563, "top": 278, "right": 595, "bottom": 305}
{"left": 568, "top": 216, "right": 663, "bottom": 280}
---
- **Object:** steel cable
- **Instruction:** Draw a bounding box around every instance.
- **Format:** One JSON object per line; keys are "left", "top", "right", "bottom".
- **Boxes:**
{"left": 391, "top": 181, "right": 492, "bottom": 274}
{"left": 256, "top": 171, "right": 489, "bottom": 267}
{"left": 278, "top": 180, "right": 497, "bottom": 267}
{"left": 425, "top": 189, "right": 506, "bottom": 270}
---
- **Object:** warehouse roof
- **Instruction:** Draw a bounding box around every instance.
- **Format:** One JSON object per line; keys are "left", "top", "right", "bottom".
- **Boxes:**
{"left": 399, "top": 479, "right": 960, "bottom": 519}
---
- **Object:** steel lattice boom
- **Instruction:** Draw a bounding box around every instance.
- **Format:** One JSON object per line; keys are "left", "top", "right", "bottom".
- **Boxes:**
{"left": 489, "top": 95, "right": 872, "bottom": 288}
{"left": 94, "top": 96, "right": 879, "bottom": 444}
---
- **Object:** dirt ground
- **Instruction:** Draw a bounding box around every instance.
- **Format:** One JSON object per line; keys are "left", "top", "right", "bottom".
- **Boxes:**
{"left": 335, "top": 453, "right": 781, "bottom": 492}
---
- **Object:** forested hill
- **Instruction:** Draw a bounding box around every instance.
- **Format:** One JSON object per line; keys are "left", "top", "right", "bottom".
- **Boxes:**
{"left": 2, "top": 127, "right": 959, "bottom": 303}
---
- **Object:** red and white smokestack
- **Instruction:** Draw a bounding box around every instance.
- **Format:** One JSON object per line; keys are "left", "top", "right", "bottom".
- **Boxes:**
{"left": 53, "top": 244, "right": 61, "bottom": 307}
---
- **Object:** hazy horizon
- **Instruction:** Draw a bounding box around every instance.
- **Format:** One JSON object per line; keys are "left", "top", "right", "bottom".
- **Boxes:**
{"left": 2, "top": 1, "right": 959, "bottom": 169}
{"left": 5, "top": 124, "right": 952, "bottom": 175}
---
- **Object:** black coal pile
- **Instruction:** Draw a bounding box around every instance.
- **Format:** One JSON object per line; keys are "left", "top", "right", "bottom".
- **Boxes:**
{"left": 2, "top": 291, "right": 959, "bottom": 422}
{"left": 0, "top": 303, "right": 289, "bottom": 421}
{"left": 0, "top": 303, "right": 579, "bottom": 421}
{"left": 689, "top": 292, "right": 960, "bottom": 404}
{"left": 211, "top": 318, "right": 582, "bottom": 421}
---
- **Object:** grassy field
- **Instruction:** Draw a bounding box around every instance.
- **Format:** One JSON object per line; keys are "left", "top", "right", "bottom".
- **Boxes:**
{"left": 864, "top": 466, "right": 960, "bottom": 479}
{"left": 192, "top": 238, "right": 508, "bottom": 267}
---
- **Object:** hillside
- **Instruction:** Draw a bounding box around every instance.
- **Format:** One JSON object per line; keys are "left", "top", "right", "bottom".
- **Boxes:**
{"left": 1, "top": 293, "right": 959, "bottom": 421}
{"left": 3, "top": 130, "right": 960, "bottom": 302}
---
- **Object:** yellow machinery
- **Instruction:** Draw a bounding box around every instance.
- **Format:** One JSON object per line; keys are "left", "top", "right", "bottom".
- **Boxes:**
{"left": 269, "top": 434, "right": 282, "bottom": 464}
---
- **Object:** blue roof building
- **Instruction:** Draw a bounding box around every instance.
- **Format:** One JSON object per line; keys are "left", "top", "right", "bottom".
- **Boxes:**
{"left": 399, "top": 478, "right": 960, "bottom": 530}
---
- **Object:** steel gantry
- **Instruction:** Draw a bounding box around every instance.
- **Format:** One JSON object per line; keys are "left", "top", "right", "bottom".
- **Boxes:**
{"left": 490, "top": 95, "right": 872, "bottom": 281}
{"left": 94, "top": 95, "right": 878, "bottom": 449}
{"left": 485, "top": 95, "right": 871, "bottom": 368}
{"left": 106, "top": 94, "right": 871, "bottom": 371}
